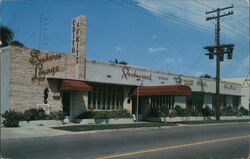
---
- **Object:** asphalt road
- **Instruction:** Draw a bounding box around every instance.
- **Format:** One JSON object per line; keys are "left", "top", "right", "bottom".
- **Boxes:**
{"left": 1, "top": 123, "right": 250, "bottom": 159}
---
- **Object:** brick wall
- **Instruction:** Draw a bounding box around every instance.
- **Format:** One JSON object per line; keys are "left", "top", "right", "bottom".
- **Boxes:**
{"left": 8, "top": 46, "right": 75, "bottom": 112}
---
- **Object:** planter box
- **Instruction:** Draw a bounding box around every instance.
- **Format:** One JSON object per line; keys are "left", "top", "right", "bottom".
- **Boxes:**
{"left": 147, "top": 116, "right": 249, "bottom": 122}
{"left": 19, "top": 120, "right": 64, "bottom": 128}
{"left": 74, "top": 118, "right": 134, "bottom": 125}
{"left": 220, "top": 116, "right": 250, "bottom": 120}
{"left": 147, "top": 117, "right": 189, "bottom": 122}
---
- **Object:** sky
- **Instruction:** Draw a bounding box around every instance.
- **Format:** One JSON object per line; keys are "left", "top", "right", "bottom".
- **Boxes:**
{"left": 1, "top": 0, "right": 249, "bottom": 78}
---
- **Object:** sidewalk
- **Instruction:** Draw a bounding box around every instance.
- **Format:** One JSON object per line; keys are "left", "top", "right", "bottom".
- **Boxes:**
{"left": 1, "top": 122, "right": 148, "bottom": 140}
{"left": 1, "top": 127, "right": 70, "bottom": 140}
{"left": 1, "top": 121, "right": 249, "bottom": 140}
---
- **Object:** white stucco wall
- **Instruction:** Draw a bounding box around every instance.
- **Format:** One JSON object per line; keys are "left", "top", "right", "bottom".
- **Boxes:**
{"left": 70, "top": 91, "right": 88, "bottom": 121}
{"left": 86, "top": 60, "right": 241, "bottom": 96}
{"left": 224, "top": 78, "right": 249, "bottom": 110}
{"left": 0, "top": 47, "right": 10, "bottom": 113}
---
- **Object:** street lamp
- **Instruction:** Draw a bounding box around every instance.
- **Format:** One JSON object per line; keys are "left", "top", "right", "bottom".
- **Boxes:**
{"left": 136, "top": 78, "right": 143, "bottom": 122}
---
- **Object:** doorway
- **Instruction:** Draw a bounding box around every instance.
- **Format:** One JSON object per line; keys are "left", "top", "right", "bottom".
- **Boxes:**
{"left": 62, "top": 92, "right": 70, "bottom": 116}
{"left": 132, "top": 96, "right": 143, "bottom": 120}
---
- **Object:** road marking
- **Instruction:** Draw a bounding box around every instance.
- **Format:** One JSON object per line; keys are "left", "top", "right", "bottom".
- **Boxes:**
{"left": 96, "top": 135, "right": 250, "bottom": 159}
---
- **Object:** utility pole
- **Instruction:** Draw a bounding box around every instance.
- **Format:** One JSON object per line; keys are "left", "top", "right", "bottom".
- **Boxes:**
{"left": 204, "top": 5, "right": 234, "bottom": 120}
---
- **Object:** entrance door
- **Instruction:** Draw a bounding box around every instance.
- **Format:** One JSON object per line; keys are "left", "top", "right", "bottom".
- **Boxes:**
{"left": 132, "top": 96, "right": 143, "bottom": 120}
{"left": 62, "top": 92, "right": 70, "bottom": 116}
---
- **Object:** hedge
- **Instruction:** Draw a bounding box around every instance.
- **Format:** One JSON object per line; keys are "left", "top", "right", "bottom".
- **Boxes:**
{"left": 1, "top": 109, "right": 65, "bottom": 127}
{"left": 147, "top": 105, "right": 250, "bottom": 118}
{"left": 1, "top": 110, "right": 23, "bottom": 127}
{"left": 76, "top": 110, "right": 133, "bottom": 119}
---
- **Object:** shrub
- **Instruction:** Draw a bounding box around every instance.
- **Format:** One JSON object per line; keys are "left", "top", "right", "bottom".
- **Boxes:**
{"left": 76, "top": 111, "right": 94, "bottom": 119}
{"left": 174, "top": 105, "right": 185, "bottom": 117}
{"left": 168, "top": 110, "right": 177, "bottom": 118}
{"left": 48, "top": 111, "right": 65, "bottom": 120}
{"left": 238, "top": 106, "right": 249, "bottom": 116}
{"left": 93, "top": 111, "right": 110, "bottom": 119}
{"left": 76, "top": 110, "right": 133, "bottom": 119}
{"left": 195, "top": 110, "right": 203, "bottom": 116}
{"left": 220, "top": 106, "right": 238, "bottom": 116}
{"left": 202, "top": 106, "right": 213, "bottom": 117}
{"left": 148, "top": 107, "right": 169, "bottom": 117}
{"left": 184, "top": 108, "right": 195, "bottom": 116}
{"left": 148, "top": 107, "right": 161, "bottom": 117}
{"left": 159, "top": 106, "right": 169, "bottom": 117}
{"left": 184, "top": 108, "right": 203, "bottom": 117}
{"left": 23, "top": 108, "right": 47, "bottom": 121}
{"left": 113, "top": 109, "right": 133, "bottom": 119}
{"left": 1, "top": 110, "right": 23, "bottom": 127}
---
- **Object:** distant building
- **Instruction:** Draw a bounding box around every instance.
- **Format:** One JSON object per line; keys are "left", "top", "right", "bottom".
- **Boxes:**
{"left": 0, "top": 16, "right": 243, "bottom": 122}
{"left": 224, "top": 76, "right": 250, "bottom": 110}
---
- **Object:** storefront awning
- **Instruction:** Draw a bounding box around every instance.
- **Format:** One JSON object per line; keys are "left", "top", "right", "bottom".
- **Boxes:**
{"left": 132, "top": 85, "right": 192, "bottom": 96}
{"left": 60, "top": 79, "right": 92, "bottom": 91}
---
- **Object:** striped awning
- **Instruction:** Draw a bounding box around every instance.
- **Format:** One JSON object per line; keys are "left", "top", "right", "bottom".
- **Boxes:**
{"left": 60, "top": 79, "right": 92, "bottom": 91}
{"left": 132, "top": 85, "right": 192, "bottom": 96}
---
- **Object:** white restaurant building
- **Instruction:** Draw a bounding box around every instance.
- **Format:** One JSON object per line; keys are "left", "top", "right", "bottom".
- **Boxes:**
{"left": 0, "top": 16, "right": 244, "bottom": 121}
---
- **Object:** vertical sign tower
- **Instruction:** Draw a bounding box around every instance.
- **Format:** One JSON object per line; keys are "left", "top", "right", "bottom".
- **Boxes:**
{"left": 72, "top": 16, "right": 86, "bottom": 79}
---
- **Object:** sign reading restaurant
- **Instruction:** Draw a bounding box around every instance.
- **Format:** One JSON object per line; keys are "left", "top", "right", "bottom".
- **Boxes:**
{"left": 29, "top": 50, "right": 61, "bottom": 81}
{"left": 122, "top": 66, "right": 152, "bottom": 80}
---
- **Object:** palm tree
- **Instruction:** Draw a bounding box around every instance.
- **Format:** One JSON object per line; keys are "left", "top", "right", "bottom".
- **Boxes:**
{"left": 0, "top": 25, "right": 24, "bottom": 47}
{"left": 0, "top": 25, "right": 14, "bottom": 47}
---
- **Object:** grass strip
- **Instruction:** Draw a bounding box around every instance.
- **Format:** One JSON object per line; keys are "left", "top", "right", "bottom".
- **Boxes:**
{"left": 52, "top": 119, "right": 250, "bottom": 132}
{"left": 180, "top": 119, "right": 250, "bottom": 125}
{"left": 53, "top": 122, "right": 177, "bottom": 132}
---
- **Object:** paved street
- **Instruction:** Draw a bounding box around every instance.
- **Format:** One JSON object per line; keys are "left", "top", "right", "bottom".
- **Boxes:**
{"left": 1, "top": 123, "right": 250, "bottom": 159}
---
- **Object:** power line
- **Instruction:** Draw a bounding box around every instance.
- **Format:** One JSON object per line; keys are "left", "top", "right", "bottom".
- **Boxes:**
{"left": 146, "top": 2, "right": 248, "bottom": 56}
{"left": 125, "top": 0, "right": 214, "bottom": 35}
{"left": 182, "top": 53, "right": 203, "bottom": 75}
{"left": 111, "top": 0, "right": 202, "bottom": 32}
{"left": 196, "top": 0, "right": 249, "bottom": 41}
{"left": 160, "top": 0, "right": 205, "bottom": 18}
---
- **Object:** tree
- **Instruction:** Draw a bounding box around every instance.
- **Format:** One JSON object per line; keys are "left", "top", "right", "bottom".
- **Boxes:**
{"left": 119, "top": 61, "right": 127, "bottom": 65}
{"left": 0, "top": 25, "right": 24, "bottom": 47}
{"left": 200, "top": 74, "right": 212, "bottom": 79}
{"left": 109, "top": 59, "right": 128, "bottom": 65}
{"left": 0, "top": 25, "right": 14, "bottom": 47}
{"left": 10, "top": 40, "right": 24, "bottom": 47}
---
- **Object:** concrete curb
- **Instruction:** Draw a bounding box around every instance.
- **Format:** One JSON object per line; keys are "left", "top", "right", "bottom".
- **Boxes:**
{"left": 1, "top": 121, "right": 249, "bottom": 141}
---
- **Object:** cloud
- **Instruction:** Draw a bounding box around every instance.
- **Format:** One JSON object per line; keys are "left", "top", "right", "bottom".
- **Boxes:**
{"left": 163, "top": 57, "right": 184, "bottom": 64}
{"left": 134, "top": 0, "right": 249, "bottom": 43}
{"left": 178, "top": 58, "right": 183, "bottom": 63}
{"left": 195, "top": 71, "right": 204, "bottom": 77}
{"left": 230, "top": 55, "right": 249, "bottom": 76}
{"left": 148, "top": 47, "right": 167, "bottom": 53}
{"left": 243, "top": 55, "right": 249, "bottom": 66}
{"left": 114, "top": 46, "right": 122, "bottom": 51}
{"left": 163, "top": 57, "right": 175, "bottom": 64}
{"left": 152, "top": 35, "right": 157, "bottom": 39}
{"left": 240, "top": 55, "right": 250, "bottom": 72}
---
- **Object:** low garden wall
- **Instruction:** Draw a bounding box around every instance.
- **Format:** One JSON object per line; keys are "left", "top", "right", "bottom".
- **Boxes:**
{"left": 74, "top": 118, "right": 134, "bottom": 125}
{"left": 220, "top": 116, "right": 249, "bottom": 120}
{"left": 19, "top": 120, "right": 64, "bottom": 128}
{"left": 147, "top": 116, "right": 250, "bottom": 122}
